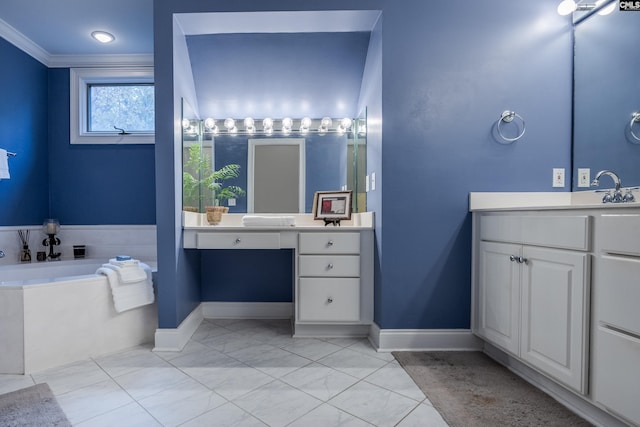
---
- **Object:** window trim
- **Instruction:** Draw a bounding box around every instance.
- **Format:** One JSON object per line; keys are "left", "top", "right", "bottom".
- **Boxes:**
{"left": 70, "top": 67, "right": 155, "bottom": 144}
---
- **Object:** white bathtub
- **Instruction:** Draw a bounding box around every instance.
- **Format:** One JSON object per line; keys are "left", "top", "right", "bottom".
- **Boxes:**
{"left": 0, "top": 259, "right": 157, "bottom": 374}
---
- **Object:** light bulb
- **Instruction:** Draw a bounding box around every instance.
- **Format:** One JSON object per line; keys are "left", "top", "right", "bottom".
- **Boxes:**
{"left": 263, "top": 118, "right": 274, "bottom": 134}
{"left": 204, "top": 118, "right": 216, "bottom": 130}
{"left": 182, "top": 118, "right": 190, "bottom": 130}
{"left": 282, "top": 117, "right": 293, "bottom": 134}
{"left": 91, "top": 31, "right": 115, "bottom": 44}
{"left": 244, "top": 117, "right": 255, "bottom": 134}
{"left": 300, "top": 117, "right": 312, "bottom": 134}
{"left": 224, "top": 118, "right": 235, "bottom": 130}
{"left": 597, "top": 0, "right": 615, "bottom": 14}
{"left": 340, "top": 118, "right": 352, "bottom": 130}
{"left": 319, "top": 117, "right": 333, "bottom": 132}
{"left": 557, "top": 0, "right": 577, "bottom": 15}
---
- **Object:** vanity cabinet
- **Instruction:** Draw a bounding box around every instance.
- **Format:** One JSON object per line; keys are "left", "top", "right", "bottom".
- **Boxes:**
{"left": 475, "top": 214, "right": 591, "bottom": 394}
{"left": 591, "top": 214, "right": 640, "bottom": 426}
{"left": 183, "top": 213, "right": 374, "bottom": 338}
{"left": 298, "top": 233, "right": 361, "bottom": 322}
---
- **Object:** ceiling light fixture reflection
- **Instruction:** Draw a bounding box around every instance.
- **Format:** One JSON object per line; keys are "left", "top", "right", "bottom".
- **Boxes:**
{"left": 337, "top": 117, "right": 353, "bottom": 134}
{"left": 596, "top": 0, "right": 616, "bottom": 14}
{"left": 204, "top": 118, "right": 218, "bottom": 134}
{"left": 91, "top": 31, "right": 115, "bottom": 44}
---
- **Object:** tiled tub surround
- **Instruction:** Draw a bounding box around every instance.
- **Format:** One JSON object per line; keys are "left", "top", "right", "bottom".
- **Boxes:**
{"left": 0, "top": 318, "right": 448, "bottom": 426}
{"left": 0, "top": 225, "right": 157, "bottom": 374}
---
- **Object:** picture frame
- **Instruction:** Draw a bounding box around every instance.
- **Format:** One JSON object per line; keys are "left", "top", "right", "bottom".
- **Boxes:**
{"left": 313, "top": 190, "right": 353, "bottom": 222}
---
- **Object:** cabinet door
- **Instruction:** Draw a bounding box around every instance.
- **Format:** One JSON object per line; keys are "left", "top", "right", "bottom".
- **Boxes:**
{"left": 477, "top": 241, "right": 521, "bottom": 355}
{"left": 520, "top": 246, "right": 588, "bottom": 394}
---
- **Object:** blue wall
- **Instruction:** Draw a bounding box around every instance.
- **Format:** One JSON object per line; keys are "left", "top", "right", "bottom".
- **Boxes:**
{"left": 573, "top": 10, "right": 640, "bottom": 189}
{"left": 0, "top": 38, "right": 49, "bottom": 226}
{"left": 0, "top": 39, "right": 156, "bottom": 227}
{"left": 47, "top": 69, "right": 156, "bottom": 225}
{"left": 154, "top": 0, "right": 573, "bottom": 330}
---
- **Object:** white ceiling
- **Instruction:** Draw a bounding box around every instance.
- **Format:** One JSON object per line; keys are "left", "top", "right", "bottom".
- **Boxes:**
{"left": 0, "top": 0, "right": 153, "bottom": 66}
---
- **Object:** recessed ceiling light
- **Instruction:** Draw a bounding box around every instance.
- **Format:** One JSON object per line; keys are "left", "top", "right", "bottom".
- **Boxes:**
{"left": 91, "top": 31, "right": 115, "bottom": 44}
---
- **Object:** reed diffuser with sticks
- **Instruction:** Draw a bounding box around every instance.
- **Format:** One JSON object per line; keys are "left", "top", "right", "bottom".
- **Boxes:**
{"left": 18, "top": 229, "right": 31, "bottom": 263}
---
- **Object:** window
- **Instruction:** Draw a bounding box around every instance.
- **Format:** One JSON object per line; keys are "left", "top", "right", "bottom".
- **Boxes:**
{"left": 70, "top": 68, "right": 155, "bottom": 144}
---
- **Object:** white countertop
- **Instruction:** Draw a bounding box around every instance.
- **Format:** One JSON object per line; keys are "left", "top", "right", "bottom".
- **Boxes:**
{"left": 469, "top": 191, "right": 640, "bottom": 212}
{"left": 183, "top": 211, "right": 374, "bottom": 230}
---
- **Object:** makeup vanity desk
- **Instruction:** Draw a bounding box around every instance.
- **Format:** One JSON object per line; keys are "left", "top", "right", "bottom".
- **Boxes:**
{"left": 183, "top": 212, "right": 374, "bottom": 338}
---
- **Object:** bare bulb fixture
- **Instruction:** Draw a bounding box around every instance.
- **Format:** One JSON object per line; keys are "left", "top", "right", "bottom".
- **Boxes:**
{"left": 91, "top": 31, "right": 115, "bottom": 44}
{"left": 557, "top": 0, "right": 577, "bottom": 15}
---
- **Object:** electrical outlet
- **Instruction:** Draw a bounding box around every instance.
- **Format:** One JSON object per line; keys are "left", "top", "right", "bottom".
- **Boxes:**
{"left": 553, "top": 168, "right": 565, "bottom": 188}
{"left": 578, "top": 168, "right": 590, "bottom": 187}
{"left": 365, "top": 175, "right": 370, "bottom": 192}
{"left": 371, "top": 172, "right": 376, "bottom": 191}
{"left": 228, "top": 198, "right": 236, "bottom": 206}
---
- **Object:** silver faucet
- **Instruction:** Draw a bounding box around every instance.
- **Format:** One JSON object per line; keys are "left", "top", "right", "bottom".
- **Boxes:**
{"left": 591, "top": 170, "right": 635, "bottom": 203}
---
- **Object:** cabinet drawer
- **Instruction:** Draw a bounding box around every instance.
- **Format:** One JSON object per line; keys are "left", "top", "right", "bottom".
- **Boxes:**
{"left": 299, "top": 255, "right": 360, "bottom": 277}
{"left": 196, "top": 232, "right": 280, "bottom": 249}
{"left": 593, "top": 326, "right": 640, "bottom": 426}
{"left": 298, "top": 278, "right": 360, "bottom": 322}
{"left": 299, "top": 233, "right": 360, "bottom": 254}
{"left": 480, "top": 215, "right": 590, "bottom": 251}
{"left": 597, "top": 255, "right": 640, "bottom": 336}
{"left": 599, "top": 214, "right": 640, "bottom": 256}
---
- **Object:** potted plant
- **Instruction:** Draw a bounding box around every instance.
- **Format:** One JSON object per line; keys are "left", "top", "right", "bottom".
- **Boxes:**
{"left": 182, "top": 144, "right": 245, "bottom": 211}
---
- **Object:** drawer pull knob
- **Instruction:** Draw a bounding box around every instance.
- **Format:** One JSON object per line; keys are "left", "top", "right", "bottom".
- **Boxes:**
{"left": 327, "top": 297, "right": 333, "bottom": 304}
{"left": 518, "top": 256, "right": 528, "bottom": 264}
{"left": 327, "top": 240, "right": 334, "bottom": 247}
{"left": 509, "top": 255, "right": 517, "bottom": 262}
{"left": 234, "top": 238, "right": 241, "bottom": 244}
{"left": 327, "top": 263, "right": 334, "bottom": 270}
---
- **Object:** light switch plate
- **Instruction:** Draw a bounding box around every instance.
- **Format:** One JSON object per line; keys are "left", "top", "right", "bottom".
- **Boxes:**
{"left": 365, "top": 175, "right": 370, "bottom": 192}
{"left": 578, "top": 168, "right": 590, "bottom": 187}
{"left": 553, "top": 168, "right": 565, "bottom": 188}
{"left": 371, "top": 172, "right": 376, "bottom": 191}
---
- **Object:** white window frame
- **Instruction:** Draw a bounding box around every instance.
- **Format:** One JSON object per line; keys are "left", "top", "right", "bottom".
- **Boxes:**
{"left": 70, "top": 67, "right": 155, "bottom": 144}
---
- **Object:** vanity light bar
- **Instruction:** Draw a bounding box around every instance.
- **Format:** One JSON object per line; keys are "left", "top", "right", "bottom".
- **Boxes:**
{"left": 200, "top": 117, "right": 360, "bottom": 135}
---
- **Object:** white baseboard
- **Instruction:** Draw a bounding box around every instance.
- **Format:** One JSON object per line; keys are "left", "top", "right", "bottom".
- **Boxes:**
{"left": 153, "top": 304, "right": 203, "bottom": 352}
{"left": 293, "top": 323, "right": 370, "bottom": 338}
{"left": 484, "top": 343, "right": 628, "bottom": 427}
{"left": 201, "top": 302, "right": 293, "bottom": 319}
{"left": 370, "top": 323, "right": 483, "bottom": 352}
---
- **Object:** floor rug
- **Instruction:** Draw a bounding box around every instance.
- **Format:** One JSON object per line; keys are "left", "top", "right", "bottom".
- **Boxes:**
{"left": 0, "top": 383, "right": 71, "bottom": 427}
{"left": 393, "top": 351, "right": 592, "bottom": 427}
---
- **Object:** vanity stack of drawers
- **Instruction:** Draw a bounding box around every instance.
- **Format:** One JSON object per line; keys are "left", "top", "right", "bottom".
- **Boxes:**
{"left": 297, "top": 232, "right": 361, "bottom": 322}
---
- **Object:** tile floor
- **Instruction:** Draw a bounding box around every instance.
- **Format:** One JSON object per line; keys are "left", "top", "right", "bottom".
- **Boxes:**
{"left": 0, "top": 319, "right": 449, "bottom": 426}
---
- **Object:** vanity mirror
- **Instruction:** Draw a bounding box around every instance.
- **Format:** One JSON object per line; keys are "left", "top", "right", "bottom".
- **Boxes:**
{"left": 573, "top": 2, "right": 640, "bottom": 190}
{"left": 182, "top": 101, "right": 366, "bottom": 214}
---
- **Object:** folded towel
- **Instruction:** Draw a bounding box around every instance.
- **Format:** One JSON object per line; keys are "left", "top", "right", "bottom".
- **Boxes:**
{"left": 101, "top": 262, "right": 147, "bottom": 283}
{"left": 96, "top": 262, "right": 154, "bottom": 313}
{"left": 0, "top": 149, "right": 10, "bottom": 180}
{"left": 242, "top": 215, "right": 296, "bottom": 227}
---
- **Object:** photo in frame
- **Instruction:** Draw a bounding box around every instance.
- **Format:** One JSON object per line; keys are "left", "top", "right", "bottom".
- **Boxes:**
{"left": 313, "top": 190, "right": 353, "bottom": 222}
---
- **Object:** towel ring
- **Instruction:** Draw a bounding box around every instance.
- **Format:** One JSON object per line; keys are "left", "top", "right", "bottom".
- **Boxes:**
{"left": 630, "top": 112, "right": 640, "bottom": 142}
{"left": 497, "top": 110, "right": 526, "bottom": 142}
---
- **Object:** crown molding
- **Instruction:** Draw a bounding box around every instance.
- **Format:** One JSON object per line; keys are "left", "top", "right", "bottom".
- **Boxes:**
{"left": 0, "top": 17, "right": 50, "bottom": 65}
{"left": 0, "top": 18, "right": 153, "bottom": 68}
{"left": 47, "top": 54, "right": 154, "bottom": 68}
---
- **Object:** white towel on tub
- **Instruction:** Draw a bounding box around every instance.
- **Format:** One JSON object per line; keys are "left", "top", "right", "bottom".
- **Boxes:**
{"left": 96, "top": 262, "right": 154, "bottom": 313}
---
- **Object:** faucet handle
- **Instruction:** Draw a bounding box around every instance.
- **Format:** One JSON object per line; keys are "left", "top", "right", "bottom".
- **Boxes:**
{"left": 595, "top": 189, "right": 613, "bottom": 203}
{"left": 623, "top": 187, "right": 638, "bottom": 203}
